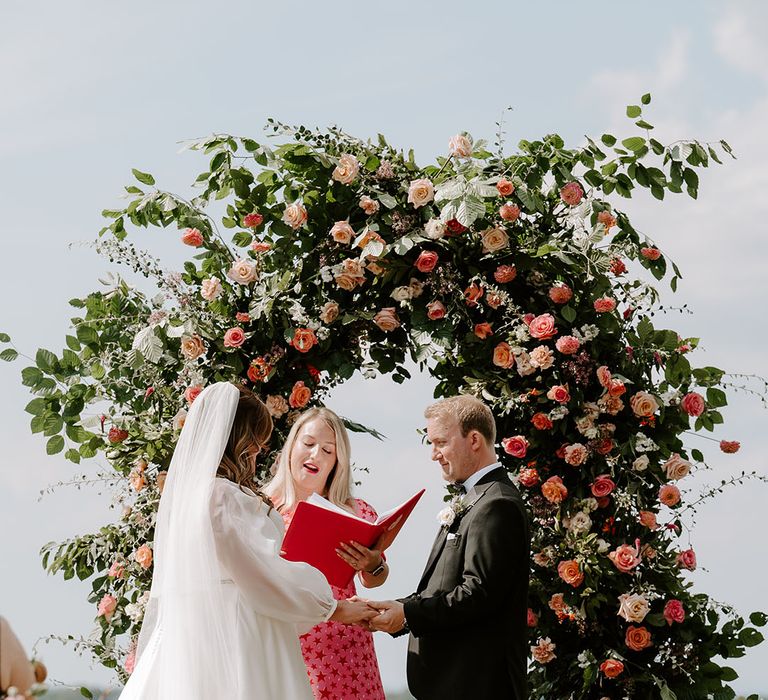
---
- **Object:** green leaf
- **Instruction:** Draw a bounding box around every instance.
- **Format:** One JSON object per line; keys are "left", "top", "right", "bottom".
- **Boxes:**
{"left": 43, "top": 413, "right": 64, "bottom": 436}
{"left": 641, "top": 93, "right": 652, "bottom": 105}
{"left": 80, "top": 688, "right": 94, "bottom": 699}
{"left": 36, "top": 348, "right": 57, "bottom": 372}
{"left": 561, "top": 305, "right": 577, "bottom": 323}
{"left": 739, "top": 627, "right": 763, "bottom": 647}
{"left": 600, "top": 134, "right": 616, "bottom": 147}
{"left": 626, "top": 105, "right": 642, "bottom": 118}
{"left": 76, "top": 325, "right": 99, "bottom": 345}
{"left": 25, "top": 398, "right": 47, "bottom": 415}
{"left": 635, "top": 119, "right": 654, "bottom": 130}
{"left": 691, "top": 448, "right": 704, "bottom": 462}
{"left": 0, "top": 348, "right": 18, "bottom": 361}
{"left": 132, "top": 168, "right": 155, "bottom": 186}
{"left": 750, "top": 611, "right": 768, "bottom": 627}
{"left": 65, "top": 448, "right": 81, "bottom": 464}
{"left": 706, "top": 387, "right": 727, "bottom": 408}
{"left": 622, "top": 137, "right": 646, "bottom": 152}
{"left": 46, "top": 435, "right": 65, "bottom": 455}
{"left": 21, "top": 366, "right": 44, "bottom": 387}
{"left": 0, "top": 332, "right": 10, "bottom": 342}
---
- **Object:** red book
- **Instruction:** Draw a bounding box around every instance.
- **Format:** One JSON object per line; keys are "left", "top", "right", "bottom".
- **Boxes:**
{"left": 281, "top": 489, "right": 425, "bottom": 588}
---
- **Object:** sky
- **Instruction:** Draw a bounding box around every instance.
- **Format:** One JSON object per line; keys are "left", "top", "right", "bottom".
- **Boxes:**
{"left": 1, "top": 0, "right": 767, "bottom": 695}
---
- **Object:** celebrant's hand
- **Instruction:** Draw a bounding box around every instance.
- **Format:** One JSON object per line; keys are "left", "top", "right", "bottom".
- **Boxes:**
{"left": 336, "top": 540, "right": 383, "bottom": 574}
{"left": 368, "top": 600, "right": 406, "bottom": 633}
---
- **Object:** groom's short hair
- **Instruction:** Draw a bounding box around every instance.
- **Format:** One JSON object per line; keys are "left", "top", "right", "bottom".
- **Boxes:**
{"left": 425, "top": 395, "right": 496, "bottom": 446}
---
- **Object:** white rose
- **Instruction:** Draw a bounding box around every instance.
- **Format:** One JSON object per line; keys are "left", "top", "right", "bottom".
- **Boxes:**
{"left": 567, "top": 511, "right": 592, "bottom": 535}
{"left": 633, "top": 455, "right": 650, "bottom": 472}
{"left": 617, "top": 593, "right": 650, "bottom": 623}
{"left": 408, "top": 178, "right": 435, "bottom": 208}
{"left": 227, "top": 259, "right": 258, "bottom": 285}
{"left": 424, "top": 218, "right": 447, "bottom": 240}
{"left": 390, "top": 286, "right": 413, "bottom": 303}
{"left": 596, "top": 538, "right": 611, "bottom": 554}
{"left": 408, "top": 278, "right": 425, "bottom": 298}
{"left": 437, "top": 506, "right": 455, "bottom": 527}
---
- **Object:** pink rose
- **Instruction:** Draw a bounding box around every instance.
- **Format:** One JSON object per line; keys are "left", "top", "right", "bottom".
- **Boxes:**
{"left": 560, "top": 181, "right": 584, "bottom": 205}
{"left": 184, "top": 385, "right": 203, "bottom": 404}
{"left": 330, "top": 221, "right": 355, "bottom": 245}
{"left": 555, "top": 335, "right": 580, "bottom": 354}
{"left": 590, "top": 474, "right": 615, "bottom": 498}
{"left": 677, "top": 548, "right": 697, "bottom": 571}
{"left": 496, "top": 178, "right": 515, "bottom": 196}
{"left": 659, "top": 483, "right": 681, "bottom": 507}
{"left": 502, "top": 435, "right": 529, "bottom": 458}
{"left": 108, "top": 561, "right": 125, "bottom": 579}
{"left": 608, "top": 543, "right": 641, "bottom": 573}
{"left": 593, "top": 297, "right": 616, "bottom": 313}
{"left": 415, "top": 250, "right": 439, "bottom": 273}
{"left": 125, "top": 649, "right": 136, "bottom": 675}
{"left": 282, "top": 202, "right": 308, "bottom": 229}
{"left": 289, "top": 381, "right": 312, "bottom": 409}
{"left": 407, "top": 178, "right": 435, "bottom": 208}
{"left": 134, "top": 544, "right": 153, "bottom": 569}
{"left": 227, "top": 258, "right": 258, "bottom": 285}
{"left": 97, "top": 594, "right": 117, "bottom": 621}
{"left": 374, "top": 307, "right": 400, "bottom": 332}
{"left": 181, "top": 227, "right": 204, "bottom": 247}
{"left": 235, "top": 312, "right": 251, "bottom": 323}
{"left": 548, "top": 284, "right": 573, "bottom": 304}
{"left": 720, "top": 440, "right": 741, "bottom": 454}
{"left": 663, "top": 599, "right": 685, "bottom": 625}
{"left": 681, "top": 392, "right": 705, "bottom": 417}
{"left": 448, "top": 133, "right": 473, "bottom": 158}
{"left": 243, "top": 212, "right": 263, "bottom": 228}
{"left": 641, "top": 246, "right": 662, "bottom": 260}
{"left": 223, "top": 327, "right": 246, "bottom": 349}
{"left": 499, "top": 203, "right": 520, "bottom": 222}
{"left": 200, "top": 277, "right": 222, "bottom": 301}
{"left": 426, "top": 300, "right": 446, "bottom": 320}
{"left": 547, "top": 385, "right": 570, "bottom": 403}
{"left": 528, "top": 313, "right": 558, "bottom": 340}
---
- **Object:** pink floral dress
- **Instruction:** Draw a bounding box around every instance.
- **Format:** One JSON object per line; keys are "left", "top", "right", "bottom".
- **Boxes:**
{"left": 281, "top": 498, "right": 386, "bottom": 700}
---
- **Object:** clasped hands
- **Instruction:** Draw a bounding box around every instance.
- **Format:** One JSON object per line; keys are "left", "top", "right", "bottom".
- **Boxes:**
{"left": 333, "top": 597, "right": 405, "bottom": 633}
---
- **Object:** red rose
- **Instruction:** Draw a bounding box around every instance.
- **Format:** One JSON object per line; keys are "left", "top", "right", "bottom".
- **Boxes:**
{"left": 531, "top": 412, "right": 553, "bottom": 430}
{"left": 518, "top": 468, "right": 540, "bottom": 487}
{"left": 719, "top": 440, "right": 740, "bottom": 454}
{"left": 415, "top": 250, "right": 439, "bottom": 273}
{"left": 108, "top": 426, "right": 129, "bottom": 443}
{"left": 599, "top": 659, "right": 624, "bottom": 678}
{"left": 663, "top": 599, "right": 685, "bottom": 625}
{"left": 610, "top": 258, "right": 627, "bottom": 275}
{"left": 526, "top": 608, "right": 538, "bottom": 627}
{"left": 445, "top": 218, "right": 467, "bottom": 235}
{"left": 590, "top": 474, "right": 616, "bottom": 498}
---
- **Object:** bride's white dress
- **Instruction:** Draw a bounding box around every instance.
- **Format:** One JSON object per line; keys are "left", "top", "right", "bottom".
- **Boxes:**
{"left": 121, "top": 478, "right": 336, "bottom": 699}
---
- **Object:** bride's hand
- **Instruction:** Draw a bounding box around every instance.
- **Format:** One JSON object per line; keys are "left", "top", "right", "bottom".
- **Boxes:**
{"left": 329, "top": 598, "right": 379, "bottom": 627}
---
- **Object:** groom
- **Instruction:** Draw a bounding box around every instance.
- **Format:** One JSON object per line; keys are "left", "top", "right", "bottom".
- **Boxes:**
{"left": 368, "top": 396, "right": 530, "bottom": 699}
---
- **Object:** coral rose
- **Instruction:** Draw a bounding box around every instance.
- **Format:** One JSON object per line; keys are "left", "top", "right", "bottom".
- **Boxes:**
{"left": 499, "top": 203, "right": 520, "bottom": 222}
{"left": 496, "top": 178, "right": 515, "bottom": 196}
{"left": 243, "top": 212, "right": 263, "bottom": 228}
{"left": 184, "top": 385, "right": 203, "bottom": 404}
{"left": 531, "top": 412, "right": 553, "bottom": 430}
{"left": 528, "top": 313, "right": 557, "bottom": 340}
{"left": 289, "top": 381, "right": 312, "bottom": 409}
{"left": 426, "top": 300, "right": 446, "bottom": 320}
{"left": 531, "top": 637, "right": 556, "bottom": 664}
{"left": 501, "top": 435, "right": 528, "bottom": 458}
{"left": 590, "top": 474, "right": 616, "bottom": 498}
{"left": 560, "top": 181, "right": 584, "bottom": 205}
{"left": 596, "top": 365, "right": 612, "bottom": 389}
{"left": 600, "top": 659, "right": 624, "bottom": 679}
{"left": 448, "top": 133, "right": 473, "bottom": 158}
{"left": 251, "top": 241, "right": 271, "bottom": 253}
{"left": 407, "top": 178, "right": 435, "bottom": 208}
{"left": 415, "top": 250, "right": 439, "bottom": 273}
{"left": 332, "top": 153, "right": 360, "bottom": 184}
{"left": 720, "top": 440, "right": 741, "bottom": 453}
{"left": 223, "top": 327, "right": 246, "bottom": 349}
{"left": 374, "top": 307, "right": 400, "bottom": 332}
{"left": 557, "top": 559, "right": 584, "bottom": 588}
{"left": 492, "top": 342, "right": 515, "bottom": 369}
{"left": 330, "top": 221, "right": 355, "bottom": 245}
{"left": 134, "top": 544, "right": 153, "bottom": 569}
{"left": 556, "top": 336, "right": 580, "bottom": 355}
{"left": 291, "top": 328, "right": 318, "bottom": 353}
{"left": 664, "top": 599, "right": 685, "bottom": 625}
{"left": 640, "top": 246, "right": 662, "bottom": 260}
{"left": 681, "top": 391, "right": 705, "bottom": 417}
{"left": 625, "top": 625, "right": 652, "bottom": 652}
{"left": 597, "top": 210, "right": 617, "bottom": 230}
{"left": 518, "top": 468, "right": 540, "bottom": 487}
{"left": 541, "top": 476, "right": 568, "bottom": 504}
{"left": 564, "top": 443, "right": 588, "bottom": 467}
{"left": 494, "top": 265, "right": 517, "bottom": 283}
{"left": 181, "top": 227, "right": 204, "bottom": 247}
{"left": 548, "top": 284, "right": 573, "bottom": 304}
{"left": 464, "top": 282, "right": 484, "bottom": 306}
{"left": 547, "top": 385, "right": 570, "bottom": 403}
{"left": 480, "top": 226, "right": 509, "bottom": 253}
{"left": 659, "top": 484, "right": 681, "bottom": 507}
{"left": 235, "top": 312, "right": 250, "bottom": 323}
{"left": 282, "top": 202, "right": 308, "bottom": 229}
{"left": 638, "top": 510, "right": 658, "bottom": 530}
{"left": 593, "top": 297, "right": 617, "bottom": 313}
{"left": 474, "top": 322, "right": 493, "bottom": 339}
{"left": 630, "top": 391, "right": 660, "bottom": 417}
{"left": 677, "top": 548, "right": 697, "bottom": 570}
{"left": 608, "top": 543, "right": 641, "bottom": 573}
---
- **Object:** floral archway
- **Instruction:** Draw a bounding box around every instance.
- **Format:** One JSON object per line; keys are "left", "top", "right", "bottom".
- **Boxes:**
{"left": 4, "top": 96, "right": 765, "bottom": 698}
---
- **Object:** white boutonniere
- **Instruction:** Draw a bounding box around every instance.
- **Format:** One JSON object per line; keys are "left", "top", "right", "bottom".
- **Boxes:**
{"left": 436, "top": 495, "right": 470, "bottom": 528}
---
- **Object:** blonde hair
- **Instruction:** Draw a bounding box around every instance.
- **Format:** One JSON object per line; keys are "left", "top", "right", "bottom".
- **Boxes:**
{"left": 263, "top": 407, "right": 353, "bottom": 513}
{"left": 424, "top": 395, "right": 496, "bottom": 445}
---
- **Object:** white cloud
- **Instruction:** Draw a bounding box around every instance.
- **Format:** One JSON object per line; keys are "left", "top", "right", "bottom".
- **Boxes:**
{"left": 714, "top": 5, "right": 768, "bottom": 81}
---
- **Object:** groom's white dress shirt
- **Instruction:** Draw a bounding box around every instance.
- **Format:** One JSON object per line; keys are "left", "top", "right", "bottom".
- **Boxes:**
{"left": 459, "top": 461, "right": 502, "bottom": 494}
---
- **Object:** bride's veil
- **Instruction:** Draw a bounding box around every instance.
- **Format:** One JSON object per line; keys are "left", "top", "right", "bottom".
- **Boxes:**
{"left": 132, "top": 381, "right": 241, "bottom": 697}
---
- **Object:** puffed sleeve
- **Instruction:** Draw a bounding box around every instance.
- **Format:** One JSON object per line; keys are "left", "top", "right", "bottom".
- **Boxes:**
{"left": 210, "top": 480, "right": 337, "bottom": 625}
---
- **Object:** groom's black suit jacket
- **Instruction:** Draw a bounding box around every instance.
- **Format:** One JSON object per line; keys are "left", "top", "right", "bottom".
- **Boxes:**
{"left": 399, "top": 467, "right": 530, "bottom": 700}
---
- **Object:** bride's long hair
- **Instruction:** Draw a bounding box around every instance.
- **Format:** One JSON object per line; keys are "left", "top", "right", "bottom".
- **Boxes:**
{"left": 263, "top": 407, "right": 353, "bottom": 513}
{"left": 217, "top": 385, "right": 273, "bottom": 505}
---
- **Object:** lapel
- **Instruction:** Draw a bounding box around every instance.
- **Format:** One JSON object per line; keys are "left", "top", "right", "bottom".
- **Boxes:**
{"left": 417, "top": 468, "right": 508, "bottom": 590}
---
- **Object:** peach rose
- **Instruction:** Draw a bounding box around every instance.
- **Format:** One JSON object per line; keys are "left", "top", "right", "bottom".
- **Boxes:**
{"left": 630, "top": 391, "right": 660, "bottom": 417}
{"left": 633, "top": 456, "right": 650, "bottom": 472}
{"left": 266, "top": 395, "right": 289, "bottom": 419}
{"left": 332, "top": 153, "right": 360, "bottom": 184}
{"left": 720, "top": 440, "right": 740, "bottom": 454}
{"left": 625, "top": 625, "right": 652, "bottom": 652}
{"left": 464, "top": 282, "right": 484, "bottom": 306}
{"left": 548, "top": 284, "right": 573, "bottom": 304}
{"left": 330, "top": 221, "right": 355, "bottom": 245}
{"left": 564, "top": 443, "right": 588, "bottom": 467}
{"left": 618, "top": 592, "right": 650, "bottom": 623}
{"left": 492, "top": 342, "right": 515, "bottom": 369}
{"left": 547, "top": 384, "right": 570, "bottom": 403}
{"left": 560, "top": 181, "right": 584, "bottom": 205}
{"left": 590, "top": 474, "right": 615, "bottom": 497}
{"left": 593, "top": 297, "right": 616, "bottom": 313}
{"left": 597, "top": 210, "right": 617, "bottom": 230}
{"left": 243, "top": 212, "right": 263, "bottom": 228}
{"left": 640, "top": 246, "right": 662, "bottom": 260}
{"left": 608, "top": 543, "right": 641, "bottom": 573}
{"left": 494, "top": 264, "right": 517, "bottom": 283}
{"left": 407, "top": 178, "right": 435, "bottom": 208}
{"left": 541, "top": 475, "right": 568, "bottom": 504}
{"left": 200, "top": 277, "right": 222, "bottom": 301}
{"left": 638, "top": 511, "right": 658, "bottom": 530}
{"left": 97, "top": 594, "right": 117, "bottom": 620}
{"left": 282, "top": 202, "right": 308, "bottom": 229}
{"left": 320, "top": 301, "right": 340, "bottom": 324}
{"left": 223, "top": 327, "right": 246, "bottom": 349}
{"left": 134, "top": 544, "right": 153, "bottom": 569}
{"left": 596, "top": 365, "right": 612, "bottom": 389}
{"left": 108, "top": 561, "right": 125, "bottom": 579}
{"left": 374, "top": 307, "right": 400, "bottom": 332}
{"left": 681, "top": 391, "right": 705, "bottom": 417}
{"left": 227, "top": 258, "right": 258, "bottom": 285}
{"left": 659, "top": 483, "right": 681, "bottom": 507}
{"left": 557, "top": 559, "right": 584, "bottom": 588}
{"left": 448, "top": 133, "right": 473, "bottom": 158}
{"left": 172, "top": 409, "right": 187, "bottom": 431}
{"left": 548, "top": 593, "right": 566, "bottom": 613}
{"left": 485, "top": 291, "right": 502, "bottom": 310}
{"left": 599, "top": 659, "right": 624, "bottom": 679}
{"left": 501, "top": 435, "right": 528, "bottom": 458}
{"left": 415, "top": 250, "right": 439, "bottom": 273}
{"left": 496, "top": 178, "right": 515, "bottom": 196}
{"left": 184, "top": 385, "right": 203, "bottom": 404}
{"left": 358, "top": 195, "right": 380, "bottom": 215}
{"left": 555, "top": 336, "right": 580, "bottom": 355}
{"left": 480, "top": 226, "right": 509, "bottom": 253}
{"left": 499, "top": 203, "right": 520, "bottom": 222}
{"left": 291, "top": 328, "right": 318, "bottom": 353}
{"left": 129, "top": 468, "right": 145, "bottom": 492}
{"left": 531, "top": 412, "right": 553, "bottom": 430}
{"left": 181, "top": 227, "right": 204, "bottom": 247}
{"left": 335, "top": 258, "right": 366, "bottom": 290}
{"left": 518, "top": 467, "right": 540, "bottom": 487}
{"left": 474, "top": 322, "right": 493, "bottom": 339}
{"left": 528, "top": 313, "right": 557, "bottom": 340}
{"left": 289, "top": 381, "right": 312, "bottom": 409}
{"left": 180, "top": 334, "right": 206, "bottom": 361}
{"left": 664, "top": 599, "right": 685, "bottom": 625}
{"left": 531, "top": 637, "right": 556, "bottom": 664}
{"left": 677, "top": 548, "right": 697, "bottom": 570}
{"left": 529, "top": 345, "right": 554, "bottom": 370}
{"left": 664, "top": 453, "right": 691, "bottom": 481}
{"left": 426, "top": 300, "right": 446, "bottom": 320}
{"left": 251, "top": 239, "right": 271, "bottom": 253}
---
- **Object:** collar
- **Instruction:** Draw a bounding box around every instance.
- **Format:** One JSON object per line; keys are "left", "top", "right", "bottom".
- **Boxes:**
{"left": 460, "top": 461, "right": 502, "bottom": 494}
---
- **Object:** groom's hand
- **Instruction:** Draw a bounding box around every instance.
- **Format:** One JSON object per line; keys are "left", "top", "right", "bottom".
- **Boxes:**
{"left": 368, "top": 600, "right": 406, "bottom": 633}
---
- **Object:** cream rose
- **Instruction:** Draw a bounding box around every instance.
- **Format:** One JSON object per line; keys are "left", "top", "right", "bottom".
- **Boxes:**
{"left": 448, "top": 133, "right": 473, "bottom": 158}
{"left": 480, "top": 226, "right": 509, "bottom": 253}
{"left": 282, "top": 202, "right": 308, "bottom": 229}
{"left": 332, "top": 153, "right": 360, "bottom": 185}
{"left": 664, "top": 453, "right": 691, "bottom": 481}
{"left": 180, "top": 334, "right": 206, "bottom": 361}
{"left": 618, "top": 593, "right": 650, "bottom": 623}
{"left": 227, "top": 258, "right": 258, "bottom": 285}
{"left": 319, "top": 301, "right": 340, "bottom": 324}
{"left": 630, "top": 391, "right": 660, "bottom": 417}
{"left": 424, "top": 218, "right": 447, "bottom": 240}
{"left": 200, "top": 277, "right": 222, "bottom": 301}
{"left": 407, "top": 178, "right": 435, "bottom": 208}
{"left": 266, "top": 394, "right": 289, "bottom": 419}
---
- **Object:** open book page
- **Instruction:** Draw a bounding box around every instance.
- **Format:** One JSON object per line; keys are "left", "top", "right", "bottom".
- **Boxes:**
{"left": 306, "top": 492, "right": 366, "bottom": 522}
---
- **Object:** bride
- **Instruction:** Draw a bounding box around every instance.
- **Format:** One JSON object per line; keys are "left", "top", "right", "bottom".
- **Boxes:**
{"left": 120, "top": 382, "right": 375, "bottom": 699}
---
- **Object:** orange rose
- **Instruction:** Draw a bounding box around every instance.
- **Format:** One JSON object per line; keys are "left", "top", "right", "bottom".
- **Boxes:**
{"left": 599, "top": 659, "right": 624, "bottom": 678}
{"left": 289, "top": 381, "right": 312, "bottom": 409}
{"left": 492, "top": 342, "right": 515, "bottom": 369}
{"left": 474, "top": 323, "right": 493, "bottom": 339}
{"left": 557, "top": 559, "right": 584, "bottom": 588}
{"left": 464, "top": 282, "right": 484, "bottom": 306}
{"left": 625, "top": 625, "right": 652, "bottom": 652}
{"left": 541, "top": 475, "right": 568, "bottom": 504}
{"left": 291, "top": 328, "right": 318, "bottom": 353}
{"left": 496, "top": 178, "right": 515, "bottom": 196}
